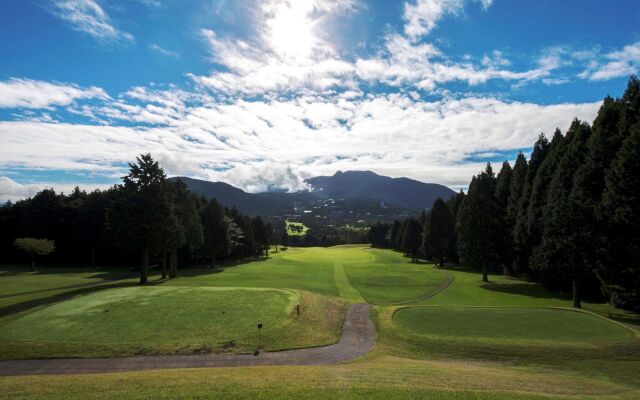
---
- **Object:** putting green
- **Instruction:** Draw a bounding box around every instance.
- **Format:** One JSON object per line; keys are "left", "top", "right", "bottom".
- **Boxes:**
{"left": 393, "top": 306, "right": 634, "bottom": 344}
{"left": 0, "top": 286, "right": 345, "bottom": 358}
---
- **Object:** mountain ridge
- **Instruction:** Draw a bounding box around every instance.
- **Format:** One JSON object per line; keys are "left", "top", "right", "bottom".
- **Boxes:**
{"left": 174, "top": 170, "right": 455, "bottom": 216}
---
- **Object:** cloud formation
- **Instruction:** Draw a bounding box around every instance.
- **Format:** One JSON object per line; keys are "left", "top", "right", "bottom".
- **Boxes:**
{"left": 0, "top": 78, "right": 109, "bottom": 109}
{"left": 49, "top": 0, "right": 134, "bottom": 42}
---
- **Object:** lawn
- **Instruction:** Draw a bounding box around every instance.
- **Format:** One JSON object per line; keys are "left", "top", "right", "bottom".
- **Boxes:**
{"left": 394, "top": 306, "right": 634, "bottom": 344}
{"left": 167, "top": 246, "right": 449, "bottom": 305}
{"left": 0, "top": 287, "right": 345, "bottom": 359}
{"left": 285, "top": 220, "right": 309, "bottom": 236}
{"left": 1, "top": 247, "right": 639, "bottom": 399}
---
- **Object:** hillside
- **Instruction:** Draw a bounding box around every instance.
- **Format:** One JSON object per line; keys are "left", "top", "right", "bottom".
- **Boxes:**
{"left": 174, "top": 171, "right": 455, "bottom": 216}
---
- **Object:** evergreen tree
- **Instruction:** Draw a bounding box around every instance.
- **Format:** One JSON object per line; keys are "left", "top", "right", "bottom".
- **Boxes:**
{"left": 512, "top": 134, "right": 550, "bottom": 276}
{"left": 389, "top": 220, "right": 402, "bottom": 249}
{"left": 495, "top": 161, "right": 512, "bottom": 208}
{"left": 423, "top": 198, "right": 454, "bottom": 266}
{"left": 533, "top": 120, "right": 592, "bottom": 307}
{"left": 401, "top": 218, "right": 423, "bottom": 262}
{"left": 600, "top": 124, "right": 640, "bottom": 311}
{"left": 526, "top": 129, "right": 566, "bottom": 272}
{"left": 107, "top": 154, "right": 175, "bottom": 284}
{"left": 456, "top": 163, "right": 503, "bottom": 282}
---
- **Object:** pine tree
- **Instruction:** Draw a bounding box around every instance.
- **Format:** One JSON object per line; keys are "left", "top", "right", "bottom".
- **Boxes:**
{"left": 599, "top": 121, "right": 640, "bottom": 310}
{"left": 423, "top": 198, "right": 454, "bottom": 266}
{"left": 526, "top": 129, "right": 566, "bottom": 270}
{"left": 456, "top": 163, "right": 503, "bottom": 282}
{"left": 495, "top": 161, "right": 512, "bottom": 208}
{"left": 512, "top": 135, "right": 549, "bottom": 276}
{"left": 533, "top": 120, "right": 592, "bottom": 308}
{"left": 401, "top": 218, "right": 423, "bottom": 262}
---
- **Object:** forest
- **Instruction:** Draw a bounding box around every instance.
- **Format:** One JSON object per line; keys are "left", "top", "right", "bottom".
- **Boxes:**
{"left": 369, "top": 76, "right": 640, "bottom": 312}
{"left": 0, "top": 154, "right": 275, "bottom": 283}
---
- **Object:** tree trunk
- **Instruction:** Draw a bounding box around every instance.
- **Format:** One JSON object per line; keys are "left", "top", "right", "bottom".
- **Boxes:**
{"left": 161, "top": 250, "right": 168, "bottom": 279}
{"left": 169, "top": 247, "right": 178, "bottom": 279}
{"left": 572, "top": 277, "right": 582, "bottom": 308}
{"left": 90, "top": 246, "right": 96, "bottom": 267}
{"left": 265, "top": 244, "right": 269, "bottom": 257}
{"left": 482, "top": 264, "right": 488, "bottom": 282}
{"left": 30, "top": 255, "right": 35, "bottom": 272}
{"left": 140, "top": 248, "right": 149, "bottom": 285}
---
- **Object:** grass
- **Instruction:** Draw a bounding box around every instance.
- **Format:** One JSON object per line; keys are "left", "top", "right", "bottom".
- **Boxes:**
{"left": 1, "top": 355, "right": 638, "bottom": 399}
{"left": 0, "top": 287, "right": 345, "bottom": 359}
{"left": 1, "top": 247, "right": 639, "bottom": 399}
{"left": 167, "top": 246, "right": 449, "bottom": 305}
{"left": 285, "top": 220, "right": 309, "bottom": 236}
{"left": 394, "top": 306, "right": 634, "bottom": 344}
{"left": 0, "top": 267, "right": 139, "bottom": 327}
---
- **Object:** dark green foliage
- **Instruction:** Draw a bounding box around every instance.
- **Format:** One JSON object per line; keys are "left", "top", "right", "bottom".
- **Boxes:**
{"left": 368, "top": 221, "right": 390, "bottom": 248}
{"left": 512, "top": 134, "right": 549, "bottom": 276}
{"left": 389, "top": 220, "right": 402, "bottom": 249}
{"left": 525, "top": 129, "right": 565, "bottom": 263}
{"left": 495, "top": 161, "right": 512, "bottom": 209}
{"left": 506, "top": 152, "right": 527, "bottom": 227}
{"left": 600, "top": 124, "right": 640, "bottom": 311}
{"left": 456, "top": 163, "right": 505, "bottom": 282}
{"left": 423, "top": 198, "right": 454, "bottom": 266}
{"left": 13, "top": 238, "right": 55, "bottom": 270}
{"left": 400, "top": 218, "right": 422, "bottom": 262}
{"left": 532, "top": 120, "right": 592, "bottom": 307}
{"left": 200, "top": 198, "right": 230, "bottom": 264}
{"left": 0, "top": 155, "right": 275, "bottom": 281}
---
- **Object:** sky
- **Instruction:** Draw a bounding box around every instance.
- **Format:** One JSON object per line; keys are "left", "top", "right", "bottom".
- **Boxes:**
{"left": 1, "top": 0, "right": 639, "bottom": 201}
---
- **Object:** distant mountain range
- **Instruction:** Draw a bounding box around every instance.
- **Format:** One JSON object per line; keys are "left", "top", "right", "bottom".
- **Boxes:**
{"left": 174, "top": 171, "right": 455, "bottom": 216}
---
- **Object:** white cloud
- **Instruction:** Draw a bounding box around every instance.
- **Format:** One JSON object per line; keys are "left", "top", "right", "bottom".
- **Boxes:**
{"left": 0, "top": 176, "right": 112, "bottom": 203}
{"left": 581, "top": 42, "right": 640, "bottom": 81}
{"left": 0, "top": 93, "right": 601, "bottom": 196}
{"left": 0, "top": 78, "right": 109, "bottom": 109}
{"left": 49, "top": 0, "right": 134, "bottom": 42}
{"left": 149, "top": 43, "right": 179, "bottom": 58}
{"left": 403, "top": 0, "right": 492, "bottom": 41}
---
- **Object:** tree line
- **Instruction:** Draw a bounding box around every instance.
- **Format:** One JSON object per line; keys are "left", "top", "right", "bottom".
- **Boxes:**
{"left": 0, "top": 154, "right": 273, "bottom": 284}
{"left": 369, "top": 76, "right": 640, "bottom": 311}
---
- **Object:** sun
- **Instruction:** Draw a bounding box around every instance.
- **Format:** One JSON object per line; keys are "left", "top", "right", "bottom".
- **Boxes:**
{"left": 266, "top": 4, "right": 318, "bottom": 60}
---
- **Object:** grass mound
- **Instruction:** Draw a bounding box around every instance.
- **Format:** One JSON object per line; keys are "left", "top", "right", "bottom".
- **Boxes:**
{"left": 0, "top": 287, "right": 346, "bottom": 359}
{"left": 394, "top": 306, "right": 634, "bottom": 344}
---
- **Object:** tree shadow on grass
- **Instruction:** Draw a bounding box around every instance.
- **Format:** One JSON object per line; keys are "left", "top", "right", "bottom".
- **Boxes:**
{"left": 481, "top": 282, "right": 569, "bottom": 301}
{"left": 0, "top": 274, "right": 166, "bottom": 323}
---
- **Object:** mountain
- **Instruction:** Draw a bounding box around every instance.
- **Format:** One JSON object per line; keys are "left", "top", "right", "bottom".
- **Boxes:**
{"left": 304, "top": 171, "right": 456, "bottom": 210}
{"left": 174, "top": 171, "right": 455, "bottom": 216}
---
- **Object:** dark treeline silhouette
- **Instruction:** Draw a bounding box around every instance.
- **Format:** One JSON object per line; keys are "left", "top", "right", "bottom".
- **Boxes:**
{"left": 0, "top": 154, "right": 272, "bottom": 284}
{"left": 369, "top": 76, "right": 640, "bottom": 311}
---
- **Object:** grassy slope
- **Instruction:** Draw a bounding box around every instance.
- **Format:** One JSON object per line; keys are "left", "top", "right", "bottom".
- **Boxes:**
{"left": 0, "top": 287, "right": 345, "bottom": 359}
{"left": 0, "top": 267, "right": 140, "bottom": 327}
{"left": 394, "top": 306, "right": 633, "bottom": 343}
{"left": 166, "top": 246, "right": 449, "bottom": 305}
{"left": 1, "top": 248, "right": 639, "bottom": 399}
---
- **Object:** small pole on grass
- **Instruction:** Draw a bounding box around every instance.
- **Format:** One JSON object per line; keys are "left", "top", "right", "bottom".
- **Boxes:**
{"left": 254, "top": 323, "right": 263, "bottom": 355}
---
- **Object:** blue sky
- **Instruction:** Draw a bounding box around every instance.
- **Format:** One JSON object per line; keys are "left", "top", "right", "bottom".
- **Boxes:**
{"left": 0, "top": 0, "right": 639, "bottom": 200}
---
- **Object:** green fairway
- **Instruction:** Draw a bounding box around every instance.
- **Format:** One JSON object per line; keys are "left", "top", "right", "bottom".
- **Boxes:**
{"left": 0, "top": 287, "right": 345, "bottom": 359}
{"left": 285, "top": 220, "right": 309, "bottom": 236}
{"left": 167, "top": 246, "right": 449, "bottom": 305}
{"left": 0, "top": 268, "right": 138, "bottom": 327}
{"left": 394, "top": 306, "right": 634, "bottom": 344}
{"left": 0, "top": 246, "right": 639, "bottom": 399}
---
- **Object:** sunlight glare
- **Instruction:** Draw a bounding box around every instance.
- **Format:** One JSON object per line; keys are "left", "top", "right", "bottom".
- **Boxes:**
{"left": 267, "top": 4, "right": 317, "bottom": 60}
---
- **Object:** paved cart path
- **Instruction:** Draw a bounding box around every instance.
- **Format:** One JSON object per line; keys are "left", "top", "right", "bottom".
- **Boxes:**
{"left": 0, "top": 304, "right": 376, "bottom": 376}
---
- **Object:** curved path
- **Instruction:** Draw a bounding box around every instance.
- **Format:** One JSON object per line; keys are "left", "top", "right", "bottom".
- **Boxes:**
{"left": 0, "top": 304, "right": 376, "bottom": 376}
